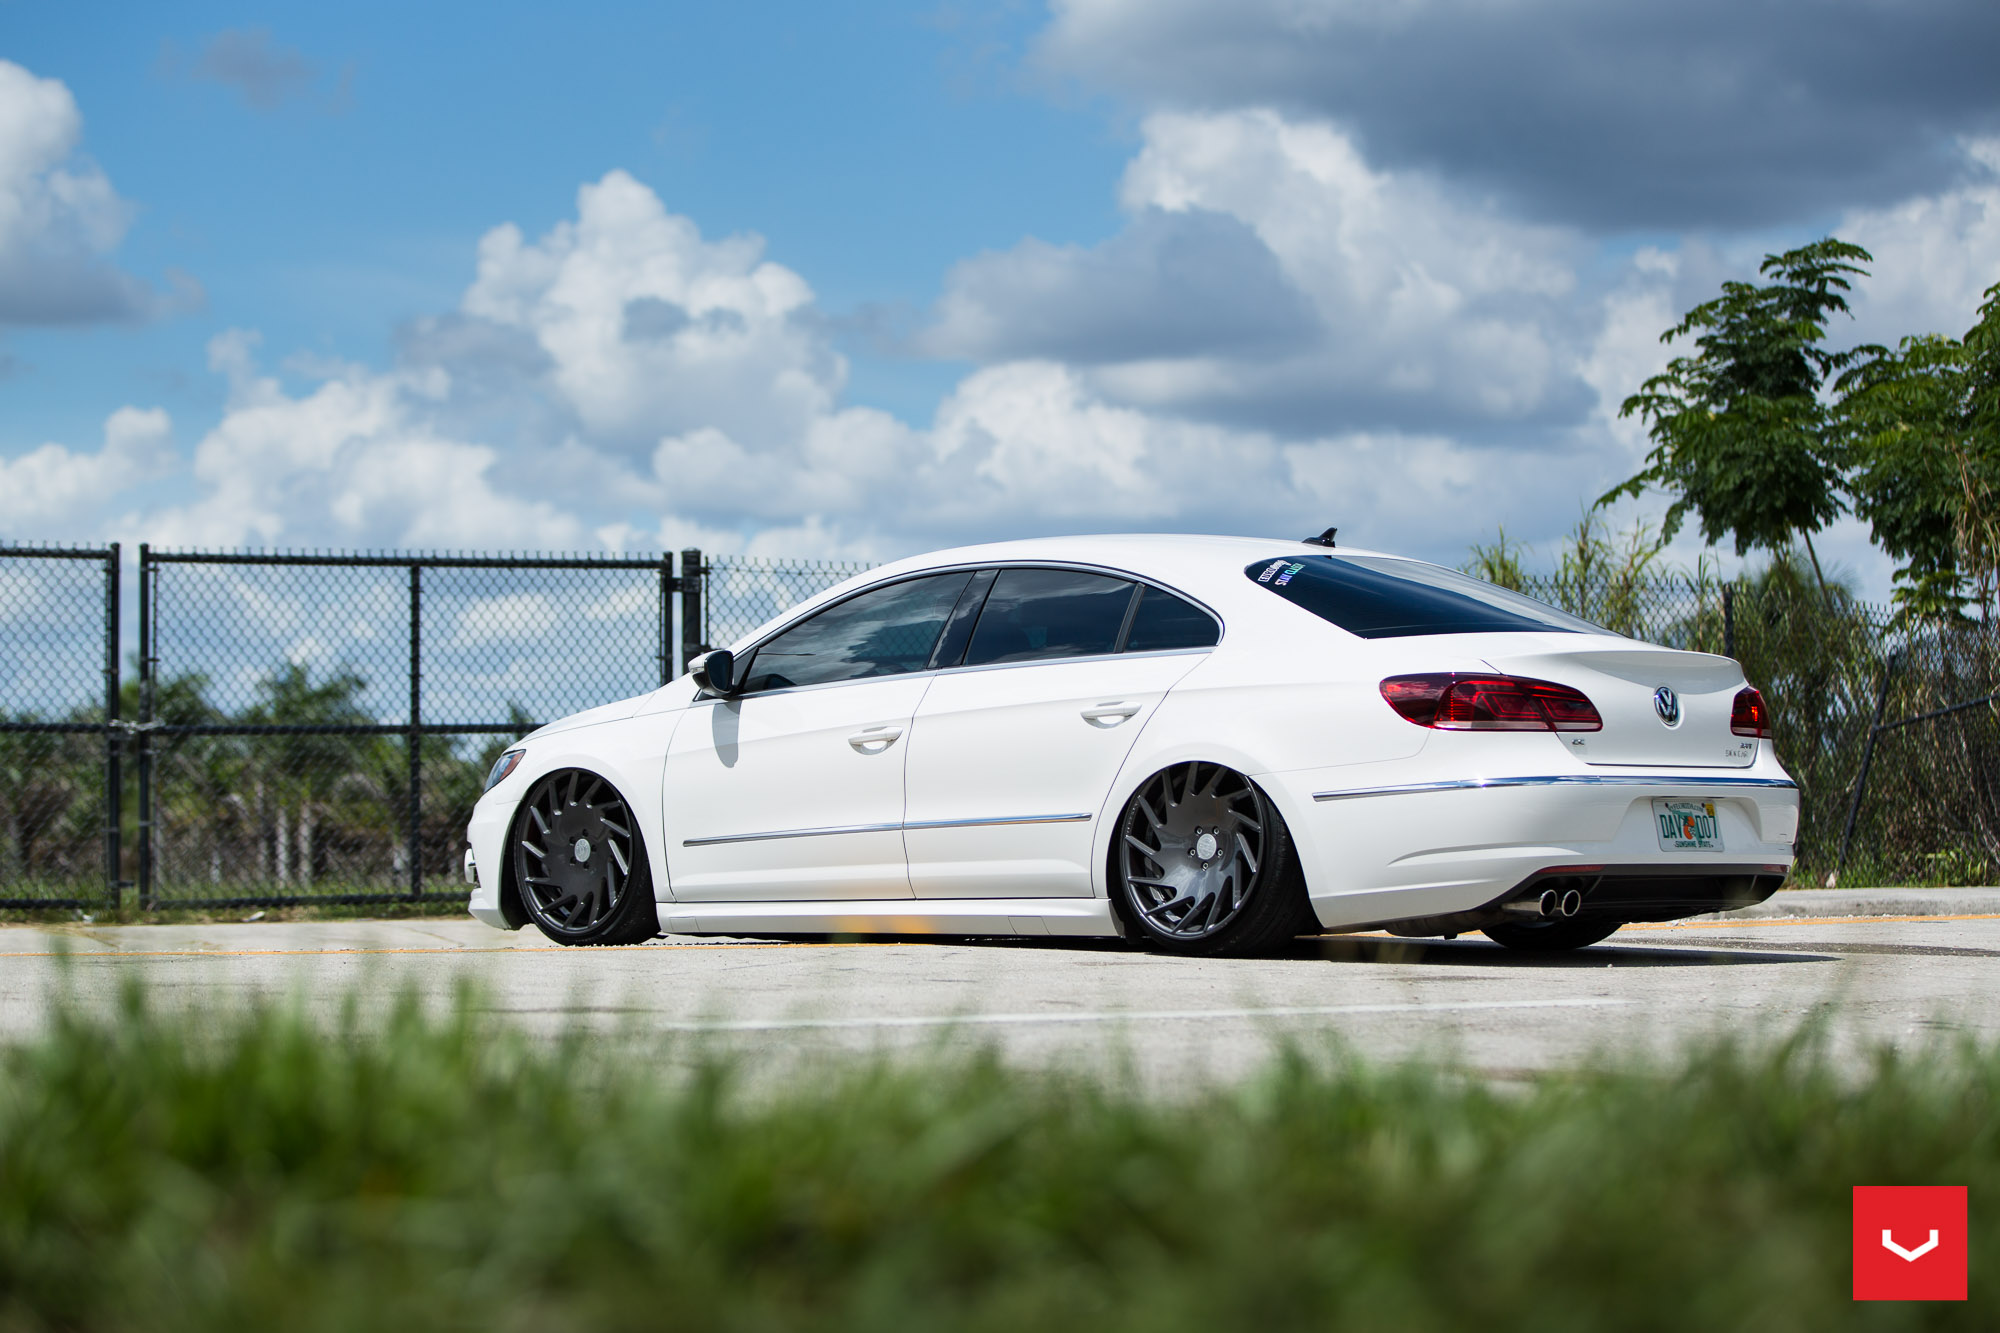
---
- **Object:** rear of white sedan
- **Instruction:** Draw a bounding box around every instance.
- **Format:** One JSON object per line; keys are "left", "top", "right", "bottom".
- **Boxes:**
{"left": 1205, "top": 550, "right": 1798, "bottom": 950}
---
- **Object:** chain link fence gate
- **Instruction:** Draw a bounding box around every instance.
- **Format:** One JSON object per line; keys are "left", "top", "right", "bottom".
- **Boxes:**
{"left": 0, "top": 545, "right": 121, "bottom": 910}
{"left": 133, "top": 548, "right": 683, "bottom": 909}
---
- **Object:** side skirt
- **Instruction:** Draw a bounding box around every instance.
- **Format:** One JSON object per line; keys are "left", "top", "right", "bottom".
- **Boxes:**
{"left": 656, "top": 897, "right": 1120, "bottom": 939}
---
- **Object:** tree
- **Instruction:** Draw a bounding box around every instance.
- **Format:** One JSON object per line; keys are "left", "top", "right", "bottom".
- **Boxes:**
{"left": 1836, "top": 281, "right": 2000, "bottom": 620}
{"left": 1601, "top": 239, "right": 1876, "bottom": 600}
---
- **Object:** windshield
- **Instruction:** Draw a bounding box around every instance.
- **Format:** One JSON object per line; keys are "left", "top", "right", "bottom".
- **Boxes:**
{"left": 1244, "top": 554, "right": 1607, "bottom": 639}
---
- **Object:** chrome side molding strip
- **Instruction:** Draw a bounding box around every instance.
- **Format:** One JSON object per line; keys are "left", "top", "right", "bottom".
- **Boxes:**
{"left": 684, "top": 811, "right": 1091, "bottom": 848}
{"left": 903, "top": 812, "right": 1093, "bottom": 832}
{"left": 684, "top": 820, "right": 901, "bottom": 848}
{"left": 1312, "top": 774, "right": 1800, "bottom": 803}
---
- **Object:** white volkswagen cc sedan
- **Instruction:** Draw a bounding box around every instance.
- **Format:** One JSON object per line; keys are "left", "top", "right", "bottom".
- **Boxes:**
{"left": 464, "top": 535, "right": 1799, "bottom": 956}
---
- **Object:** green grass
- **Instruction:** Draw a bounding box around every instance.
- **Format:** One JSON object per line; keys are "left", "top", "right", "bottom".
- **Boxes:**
{"left": 1, "top": 990, "right": 1993, "bottom": 1331}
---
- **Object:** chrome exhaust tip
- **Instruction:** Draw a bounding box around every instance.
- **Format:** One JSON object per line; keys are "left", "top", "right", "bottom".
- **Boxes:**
{"left": 1559, "top": 888, "right": 1583, "bottom": 918}
{"left": 1502, "top": 889, "right": 1560, "bottom": 918}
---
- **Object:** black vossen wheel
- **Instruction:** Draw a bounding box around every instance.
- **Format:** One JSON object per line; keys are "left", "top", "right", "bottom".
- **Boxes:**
{"left": 1481, "top": 917, "right": 1621, "bottom": 952}
{"left": 1114, "top": 761, "right": 1310, "bottom": 956}
{"left": 511, "top": 770, "right": 659, "bottom": 946}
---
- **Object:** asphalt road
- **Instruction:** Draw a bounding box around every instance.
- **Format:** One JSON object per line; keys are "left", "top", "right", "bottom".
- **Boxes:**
{"left": 5, "top": 904, "right": 1998, "bottom": 1084}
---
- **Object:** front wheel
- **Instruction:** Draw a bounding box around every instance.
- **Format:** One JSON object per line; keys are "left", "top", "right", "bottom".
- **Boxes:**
{"left": 1113, "top": 762, "right": 1312, "bottom": 957}
{"left": 1481, "top": 917, "right": 1621, "bottom": 952}
{"left": 511, "top": 769, "right": 660, "bottom": 946}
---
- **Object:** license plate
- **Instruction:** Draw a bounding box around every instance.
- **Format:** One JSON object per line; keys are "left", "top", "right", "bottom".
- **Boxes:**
{"left": 1653, "top": 798, "right": 1724, "bottom": 852}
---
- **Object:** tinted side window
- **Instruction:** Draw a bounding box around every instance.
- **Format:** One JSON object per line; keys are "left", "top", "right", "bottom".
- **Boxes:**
{"left": 740, "top": 572, "right": 973, "bottom": 691}
{"left": 1244, "top": 555, "right": 1594, "bottom": 639}
{"left": 1123, "top": 585, "right": 1219, "bottom": 652}
{"left": 962, "top": 569, "right": 1137, "bottom": 667}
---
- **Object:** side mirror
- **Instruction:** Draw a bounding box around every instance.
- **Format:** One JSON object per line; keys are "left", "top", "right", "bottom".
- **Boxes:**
{"left": 691, "top": 648, "right": 738, "bottom": 697}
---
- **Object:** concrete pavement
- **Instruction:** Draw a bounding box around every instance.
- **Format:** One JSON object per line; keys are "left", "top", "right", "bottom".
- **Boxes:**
{"left": 4, "top": 891, "right": 1997, "bottom": 1085}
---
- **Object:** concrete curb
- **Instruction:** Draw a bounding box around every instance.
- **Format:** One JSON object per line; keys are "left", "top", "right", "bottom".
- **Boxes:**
{"left": 1708, "top": 887, "right": 2000, "bottom": 921}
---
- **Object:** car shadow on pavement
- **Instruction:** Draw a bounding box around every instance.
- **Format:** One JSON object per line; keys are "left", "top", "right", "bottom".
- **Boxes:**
{"left": 1250, "top": 935, "right": 1835, "bottom": 967}
{"left": 907, "top": 934, "right": 1837, "bottom": 967}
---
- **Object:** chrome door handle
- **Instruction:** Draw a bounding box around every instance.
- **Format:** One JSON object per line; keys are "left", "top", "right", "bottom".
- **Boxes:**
{"left": 1080, "top": 702, "right": 1141, "bottom": 726}
{"left": 848, "top": 726, "right": 904, "bottom": 753}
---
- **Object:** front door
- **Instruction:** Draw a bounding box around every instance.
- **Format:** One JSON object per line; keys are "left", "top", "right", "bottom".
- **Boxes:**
{"left": 659, "top": 570, "right": 973, "bottom": 901}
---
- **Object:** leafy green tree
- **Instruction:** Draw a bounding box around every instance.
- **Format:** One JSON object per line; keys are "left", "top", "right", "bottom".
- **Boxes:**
{"left": 1836, "top": 281, "right": 2000, "bottom": 620}
{"left": 1602, "top": 239, "right": 1876, "bottom": 599}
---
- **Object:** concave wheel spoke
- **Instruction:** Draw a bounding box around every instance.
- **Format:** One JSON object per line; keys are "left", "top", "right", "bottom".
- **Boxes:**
{"left": 1124, "top": 832, "right": 1164, "bottom": 862}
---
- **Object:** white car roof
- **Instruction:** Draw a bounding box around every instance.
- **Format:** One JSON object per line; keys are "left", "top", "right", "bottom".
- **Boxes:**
{"left": 854, "top": 533, "right": 1401, "bottom": 593}
{"left": 726, "top": 533, "right": 1421, "bottom": 650}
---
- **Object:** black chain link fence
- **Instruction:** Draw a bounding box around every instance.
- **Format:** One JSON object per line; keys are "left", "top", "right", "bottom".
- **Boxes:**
{"left": 1, "top": 542, "right": 1993, "bottom": 910}
{"left": 0, "top": 546, "right": 120, "bottom": 908}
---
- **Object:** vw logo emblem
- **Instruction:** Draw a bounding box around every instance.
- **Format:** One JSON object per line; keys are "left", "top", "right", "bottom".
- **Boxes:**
{"left": 1653, "top": 685, "right": 1681, "bottom": 726}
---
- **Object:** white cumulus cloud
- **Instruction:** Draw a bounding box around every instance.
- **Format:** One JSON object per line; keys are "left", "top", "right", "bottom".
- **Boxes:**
{"left": 0, "top": 59, "right": 155, "bottom": 326}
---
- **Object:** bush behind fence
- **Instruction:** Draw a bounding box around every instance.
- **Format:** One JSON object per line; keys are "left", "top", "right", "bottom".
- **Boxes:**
{"left": 0, "top": 543, "right": 1991, "bottom": 911}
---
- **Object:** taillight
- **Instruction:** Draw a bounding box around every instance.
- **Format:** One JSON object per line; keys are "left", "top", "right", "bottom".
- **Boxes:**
{"left": 1380, "top": 673, "right": 1602, "bottom": 732}
{"left": 1730, "top": 686, "right": 1770, "bottom": 738}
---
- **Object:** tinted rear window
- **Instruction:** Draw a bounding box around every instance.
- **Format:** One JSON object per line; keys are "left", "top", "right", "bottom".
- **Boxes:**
{"left": 1245, "top": 554, "right": 1600, "bottom": 639}
{"left": 1124, "top": 585, "right": 1220, "bottom": 652}
{"left": 963, "top": 569, "right": 1136, "bottom": 666}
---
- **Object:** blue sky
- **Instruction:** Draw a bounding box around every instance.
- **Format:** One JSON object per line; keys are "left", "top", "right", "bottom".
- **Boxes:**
{"left": 4, "top": 1, "right": 1999, "bottom": 594}
{"left": 3, "top": 1, "right": 1122, "bottom": 434}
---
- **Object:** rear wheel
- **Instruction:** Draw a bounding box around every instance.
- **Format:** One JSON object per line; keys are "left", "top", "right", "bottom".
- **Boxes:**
{"left": 511, "top": 770, "right": 660, "bottom": 946}
{"left": 1113, "top": 761, "right": 1311, "bottom": 956}
{"left": 1481, "top": 917, "right": 1621, "bottom": 952}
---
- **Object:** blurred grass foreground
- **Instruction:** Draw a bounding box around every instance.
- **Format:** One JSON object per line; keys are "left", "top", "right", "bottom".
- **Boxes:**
{"left": 1, "top": 991, "right": 1994, "bottom": 1331}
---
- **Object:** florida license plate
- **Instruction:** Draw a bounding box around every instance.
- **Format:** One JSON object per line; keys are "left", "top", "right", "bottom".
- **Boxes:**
{"left": 1653, "top": 798, "right": 1724, "bottom": 852}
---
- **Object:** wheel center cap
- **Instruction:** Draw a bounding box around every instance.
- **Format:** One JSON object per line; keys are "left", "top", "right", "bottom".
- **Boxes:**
{"left": 1193, "top": 832, "right": 1219, "bottom": 861}
{"left": 573, "top": 837, "right": 593, "bottom": 864}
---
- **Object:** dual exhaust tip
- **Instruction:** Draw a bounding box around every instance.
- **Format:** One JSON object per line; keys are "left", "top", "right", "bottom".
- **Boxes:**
{"left": 1502, "top": 887, "right": 1584, "bottom": 920}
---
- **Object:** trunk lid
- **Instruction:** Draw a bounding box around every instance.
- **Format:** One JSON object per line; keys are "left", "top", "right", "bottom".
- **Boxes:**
{"left": 1481, "top": 639, "right": 1757, "bottom": 768}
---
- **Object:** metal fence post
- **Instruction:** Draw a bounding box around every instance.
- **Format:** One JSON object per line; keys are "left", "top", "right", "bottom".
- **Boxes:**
{"left": 102, "top": 543, "right": 121, "bottom": 911}
{"left": 408, "top": 563, "right": 422, "bottom": 900}
{"left": 136, "top": 544, "right": 155, "bottom": 910}
{"left": 1834, "top": 650, "right": 1901, "bottom": 884}
{"left": 680, "top": 547, "right": 704, "bottom": 670}
{"left": 658, "top": 553, "right": 675, "bottom": 684}
{"left": 1722, "top": 583, "right": 1736, "bottom": 659}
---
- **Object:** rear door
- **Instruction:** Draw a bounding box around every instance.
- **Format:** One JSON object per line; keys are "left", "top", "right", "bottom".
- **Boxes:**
{"left": 903, "top": 572, "right": 1217, "bottom": 898}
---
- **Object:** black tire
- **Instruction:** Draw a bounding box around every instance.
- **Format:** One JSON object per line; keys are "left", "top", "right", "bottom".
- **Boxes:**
{"left": 511, "top": 769, "right": 660, "bottom": 946}
{"left": 1112, "top": 761, "right": 1313, "bottom": 957}
{"left": 1481, "top": 917, "right": 1621, "bottom": 952}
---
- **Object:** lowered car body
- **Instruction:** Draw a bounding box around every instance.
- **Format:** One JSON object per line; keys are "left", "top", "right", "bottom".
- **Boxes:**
{"left": 464, "top": 535, "right": 1798, "bottom": 955}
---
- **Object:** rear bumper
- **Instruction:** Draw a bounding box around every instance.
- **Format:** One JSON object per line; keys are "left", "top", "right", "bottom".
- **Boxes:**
{"left": 1494, "top": 863, "right": 1783, "bottom": 923}
{"left": 1262, "top": 765, "right": 1799, "bottom": 932}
